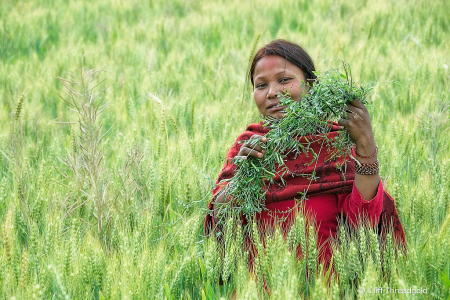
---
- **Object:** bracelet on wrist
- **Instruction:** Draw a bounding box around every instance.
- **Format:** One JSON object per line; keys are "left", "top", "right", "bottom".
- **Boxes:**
{"left": 354, "top": 146, "right": 378, "bottom": 158}
{"left": 354, "top": 159, "right": 379, "bottom": 175}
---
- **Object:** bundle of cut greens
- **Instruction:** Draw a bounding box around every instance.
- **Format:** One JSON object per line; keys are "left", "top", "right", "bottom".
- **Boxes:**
{"left": 220, "top": 64, "right": 374, "bottom": 221}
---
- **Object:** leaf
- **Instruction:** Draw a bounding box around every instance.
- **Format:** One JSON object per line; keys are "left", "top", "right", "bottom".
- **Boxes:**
{"left": 198, "top": 257, "right": 206, "bottom": 279}
{"left": 201, "top": 289, "right": 207, "bottom": 300}
{"left": 99, "top": 291, "right": 106, "bottom": 300}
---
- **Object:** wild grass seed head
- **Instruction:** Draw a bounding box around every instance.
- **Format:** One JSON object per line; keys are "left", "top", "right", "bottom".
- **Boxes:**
{"left": 369, "top": 229, "right": 382, "bottom": 271}
{"left": 306, "top": 224, "right": 317, "bottom": 274}
{"left": 14, "top": 92, "right": 25, "bottom": 121}
{"left": 2, "top": 209, "right": 14, "bottom": 267}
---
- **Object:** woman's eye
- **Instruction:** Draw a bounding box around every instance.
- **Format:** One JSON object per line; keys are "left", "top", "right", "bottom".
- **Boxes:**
{"left": 256, "top": 83, "right": 266, "bottom": 89}
{"left": 279, "top": 78, "right": 290, "bottom": 83}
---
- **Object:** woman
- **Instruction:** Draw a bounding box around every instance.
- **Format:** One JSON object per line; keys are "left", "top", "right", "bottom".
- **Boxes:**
{"left": 205, "top": 39, "right": 405, "bottom": 266}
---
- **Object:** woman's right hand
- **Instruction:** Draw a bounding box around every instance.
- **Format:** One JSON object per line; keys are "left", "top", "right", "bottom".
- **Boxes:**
{"left": 213, "top": 135, "right": 267, "bottom": 220}
{"left": 235, "top": 134, "right": 267, "bottom": 159}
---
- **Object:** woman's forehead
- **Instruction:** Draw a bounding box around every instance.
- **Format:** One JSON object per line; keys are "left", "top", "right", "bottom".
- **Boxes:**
{"left": 253, "top": 56, "right": 301, "bottom": 79}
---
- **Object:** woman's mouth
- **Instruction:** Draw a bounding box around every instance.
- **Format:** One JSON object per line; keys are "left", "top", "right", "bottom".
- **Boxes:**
{"left": 267, "top": 103, "right": 286, "bottom": 112}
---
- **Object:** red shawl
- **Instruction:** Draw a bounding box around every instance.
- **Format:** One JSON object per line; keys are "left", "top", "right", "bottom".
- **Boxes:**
{"left": 205, "top": 122, "right": 406, "bottom": 250}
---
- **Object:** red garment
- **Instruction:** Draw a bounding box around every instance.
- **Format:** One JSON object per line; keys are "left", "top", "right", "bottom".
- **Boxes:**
{"left": 257, "top": 183, "right": 384, "bottom": 264}
{"left": 205, "top": 122, "right": 406, "bottom": 265}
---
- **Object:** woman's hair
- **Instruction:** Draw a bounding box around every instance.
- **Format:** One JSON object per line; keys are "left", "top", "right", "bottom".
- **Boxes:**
{"left": 249, "top": 39, "right": 317, "bottom": 86}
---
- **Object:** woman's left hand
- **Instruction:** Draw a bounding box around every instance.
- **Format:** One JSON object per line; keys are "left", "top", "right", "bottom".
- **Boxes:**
{"left": 338, "top": 99, "right": 380, "bottom": 201}
{"left": 338, "top": 99, "right": 377, "bottom": 156}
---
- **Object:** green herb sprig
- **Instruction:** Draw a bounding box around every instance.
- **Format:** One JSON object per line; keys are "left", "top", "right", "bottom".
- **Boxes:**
{"left": 220, "top": 63, "right": 374, "bottom": 221}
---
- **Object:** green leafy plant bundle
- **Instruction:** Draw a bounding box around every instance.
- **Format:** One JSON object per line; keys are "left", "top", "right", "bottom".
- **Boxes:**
{"left": 223, "top": 63, "right": 375, "bottom": 220}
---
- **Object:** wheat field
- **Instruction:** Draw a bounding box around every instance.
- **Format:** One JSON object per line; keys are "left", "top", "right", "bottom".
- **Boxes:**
{"left": 1, "top": 0, "right": 449, "bottom": 299}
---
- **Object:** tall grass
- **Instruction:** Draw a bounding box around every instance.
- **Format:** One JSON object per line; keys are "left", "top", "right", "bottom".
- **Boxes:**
{"left": 0, "top": 0, "right": 449, "bottom": 298}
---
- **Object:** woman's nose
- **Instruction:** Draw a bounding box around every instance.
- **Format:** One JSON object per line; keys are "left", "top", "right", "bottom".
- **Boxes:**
{"left": 267, "top": 83, "right": 281, "bottom": 99}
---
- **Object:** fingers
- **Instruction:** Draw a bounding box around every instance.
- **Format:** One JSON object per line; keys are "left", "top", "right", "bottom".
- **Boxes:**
{"left": 343, "top": 102, "right": 365, "bottom": 120}
{"left": 338, "top": 118, "right": 350, "bottom": 127}
{"left": 339, "top": 108, "right": 363, "bottom": 126}
{"left": 237, "top": 134, "right": 267, "bottom": 158}
{"left": 339, "top": 100, "right": 375, "bottom": 146}
{"left": 238, "top": 134, "right": 266, "bottom": 144}
{"left": 344, "top": 108, "right": 363, "bottom": 120}
{"left": 237, "top": 146, "right": 265, "bottom": 158}
{"left": 348, "top": 99, "right": 365, "bottom": 109}
{"left": 339, "top": 103, "right": 366, "bottom": 127}
{"left": 249, "top": 134, "right": 267, "bottom": 142}
{"left": 244, "top": 135, "right": 267, "bottom": 152}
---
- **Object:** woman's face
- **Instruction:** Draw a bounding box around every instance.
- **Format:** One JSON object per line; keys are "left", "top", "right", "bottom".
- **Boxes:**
{"left": 252, "top": 55, "right": 307, "bottom": 119}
